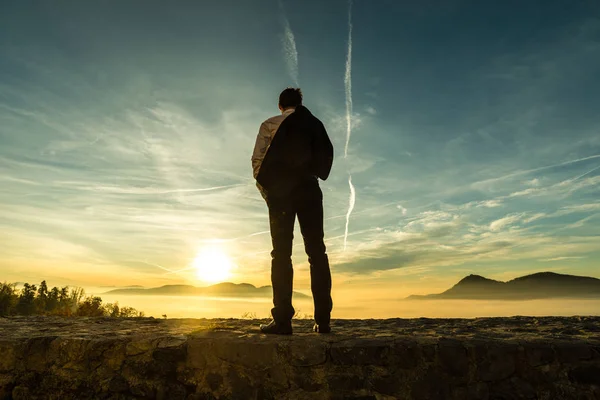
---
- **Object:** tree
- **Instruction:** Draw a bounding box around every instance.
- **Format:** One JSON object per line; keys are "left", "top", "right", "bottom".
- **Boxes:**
{"left": 70, "top": 287, "right": 85, "bottom": 306}
{"left": 53, "top": 286, "right": 85, "bottom": 316}
{"left": 0, "top": 282, "right": 17, "bottom": 316}
{"left": 16, "top": 283, "right": 37, "bottom": 315}
{"left": 59, "top": 286, "right": 69, "bottom": 302}
{"left": 47, "top": 287, "right": 60, "bottom": 313}
{"left": 103, "top": 302, "right": 120, "bottom": 318}
{"left": 35, "top": 280, "right": 48, "bottom": 314}
{"left": 76, "top": 296, "right": 104, "bottom": 317}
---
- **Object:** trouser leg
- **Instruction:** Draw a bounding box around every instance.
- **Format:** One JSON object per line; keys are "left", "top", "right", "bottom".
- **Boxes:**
{"left": 268, "top": 200, "right": 296, "bottom": 323}
{"left": 296, "top": 182, "right": 332, "bottom": 326}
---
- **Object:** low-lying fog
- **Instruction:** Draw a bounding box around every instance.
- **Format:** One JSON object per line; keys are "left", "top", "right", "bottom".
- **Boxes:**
{"left": 97, "top": 294, "right": 600, "bottom": 319}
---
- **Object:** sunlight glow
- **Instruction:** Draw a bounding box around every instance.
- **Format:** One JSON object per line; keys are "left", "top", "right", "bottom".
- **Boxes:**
{"left": 193, "top": 246, "right": 233, "bottom": 284}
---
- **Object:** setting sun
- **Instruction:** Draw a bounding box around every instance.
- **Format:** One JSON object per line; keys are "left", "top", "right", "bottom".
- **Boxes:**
{"left": 192, "top": 246, "right": 233, "bottom": 284}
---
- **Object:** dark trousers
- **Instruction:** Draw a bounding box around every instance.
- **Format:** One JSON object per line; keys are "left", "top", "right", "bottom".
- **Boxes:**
{"left": 267, "top": 179, "right": 333, "bottom": 325}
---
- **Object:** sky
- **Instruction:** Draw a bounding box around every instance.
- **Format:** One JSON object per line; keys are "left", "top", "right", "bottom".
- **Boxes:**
{"left": 1, "top": 0, "right": 599, "bottom": 300}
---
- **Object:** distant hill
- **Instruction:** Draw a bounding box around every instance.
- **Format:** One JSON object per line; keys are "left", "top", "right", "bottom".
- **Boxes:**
{"left": 100, "top": 285, "right": 145, "bottom": 289}
{"left": 406, "top": 272, "right": 600, "bottom": 300}
{"left": 103, "top": 282, "right": 310, "bottom": 299}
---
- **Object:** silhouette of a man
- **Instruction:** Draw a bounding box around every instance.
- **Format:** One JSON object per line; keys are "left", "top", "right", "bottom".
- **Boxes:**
{"left": 252, "top": 88, "right": 334, "bottom": 334}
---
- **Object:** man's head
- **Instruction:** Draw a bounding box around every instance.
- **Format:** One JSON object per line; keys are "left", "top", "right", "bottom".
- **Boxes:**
{"left": 278, "top": 87, "right": 302, "bottom": 112}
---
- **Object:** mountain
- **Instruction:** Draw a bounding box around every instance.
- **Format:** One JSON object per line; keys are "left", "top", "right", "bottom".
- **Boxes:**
{"left": 103, "top": 282, "right": 310, "bottom": 299}
{"left": 406, "top": 272, "right": 600, "bottom": 300}
{"left": 99, "top": 285, "right": 145, "bottom": 289}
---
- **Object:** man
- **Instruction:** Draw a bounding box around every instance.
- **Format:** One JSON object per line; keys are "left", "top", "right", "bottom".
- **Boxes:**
{"left": 251, "top": 88, "right": 334, "bottom": 335}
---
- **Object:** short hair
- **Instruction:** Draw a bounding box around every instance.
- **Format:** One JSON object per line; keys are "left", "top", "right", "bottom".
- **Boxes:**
{"left": 279, "top": 87, "right": 303, "bottom": 109}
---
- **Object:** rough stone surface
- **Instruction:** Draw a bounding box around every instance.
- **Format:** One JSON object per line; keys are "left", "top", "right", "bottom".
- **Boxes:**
{"left": 0, "top": 316, "right": 599, "bottom": 399}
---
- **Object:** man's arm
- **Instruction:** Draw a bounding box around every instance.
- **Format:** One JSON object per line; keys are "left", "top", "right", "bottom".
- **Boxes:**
{"left": 251, "top": 122, "right": 271, "bottom": 179}
{"left": 251, "top": 122, "right": 271, "bottom": 200}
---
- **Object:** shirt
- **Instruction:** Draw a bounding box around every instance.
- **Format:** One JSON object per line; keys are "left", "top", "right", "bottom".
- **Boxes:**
{"left": 251, "top": 108, "right": 295, "bottom": 179}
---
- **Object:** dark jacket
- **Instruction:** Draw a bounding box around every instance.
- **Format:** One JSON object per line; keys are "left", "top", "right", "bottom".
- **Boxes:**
{"left": 256, "top": 105, "right": 333, "bottom": 199}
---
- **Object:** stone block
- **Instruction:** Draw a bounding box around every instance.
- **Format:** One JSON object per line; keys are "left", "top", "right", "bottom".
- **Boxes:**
{"left": 438, "top": 340, "right": 469, "bottom": 378}
{"left": 226, "top": 366, "right": 255, "bottom": 400}
{"left": 568, "top": 364, "right": 600, "bottom": 386}
{"left": 203, "top": 338, "right": 280, "bottom": 370}
{"left": 126, "top": 338, "right": 156, "bottom": 357}
{"left": 0, "top": 342, "right": 15, "bottom": 372}
{"left": 0, "top": 374, "right": 14, "bottom": 400}
{"left": 24, "top": 337, "right": 55, "bottom": 372}
{"left": 47, "top": 338, "right": 88, "bottom": 369}
{"left": 468, "top": 382, "right": 490, "bottom": 400}
{"left": 153, "top": 344, "right": 187, "bottom": 364}
{"left": 410, "top": 367, "right": 450, "bottom": 400}
{"left": 11, "top": 386, "right": 30, "bottom": 400}
{"left": 478, "top": 344, "right": 517, "bottom": 382}
{"left": 555, "top": 343, "right": 593, "bottom": 364}
{"left": 452, "top": 383, "right": 490, "bottom": 400}
{"left": 330, "top": 339, "right": 393, "bottom": 366}
{"left": 523, "top": 344, "right": 554, "bottom": 367}
{"left": 392, "top": 339, "right": 420, "bottom": 369}
{"left": 371, "top": 373, "right": 406, "bottom": 396}
{"left": 283, "top": 339, "right": 327, "bottom": 367}
{"left": 327, "top": 371, "right": 368, "bottom": 391}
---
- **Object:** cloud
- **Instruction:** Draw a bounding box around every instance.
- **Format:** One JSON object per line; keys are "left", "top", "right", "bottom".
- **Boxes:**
{"left": 523, "top": 213, "right": 546, "bottom": 223}
{"left": 471, "top": 154, "right": 600, "bottom": 192}
{"left": 489, "top": 214, "right": 523, "bottom": 231}
{"left": 540, "top": 256, "right": 586, "bottom": 262}
{"left": 344, "top": 0, "right": 353, "bottom": 158}
{"left": 524, "top": 178, "right": 541, "bottom": 186}
{"left": 465, "top": 199, "right": 503, "bottom": 208}
{"left": 278, "top": 0, "right": 299, "bottom": 86}
{"left": 333, "top": 219, "right": 599, "bottom": 275}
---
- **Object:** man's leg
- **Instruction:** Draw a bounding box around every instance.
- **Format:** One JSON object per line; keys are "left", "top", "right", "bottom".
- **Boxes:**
{"left": 268, "top": 198, "right": 296, "bottom": 324}
{"left": 296, "top": 182, "right": 333, "bottom": 327}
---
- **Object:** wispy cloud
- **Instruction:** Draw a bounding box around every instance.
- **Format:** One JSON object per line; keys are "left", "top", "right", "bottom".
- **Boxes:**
{"left": 344, "top": 0, "right": 353, "bottom": 159}
{"left": 489, "top": 213, "right": 523, "bottom": 231}
{"left": 343, "top": 175, "right": 356, "bottom": 250}
{"left": 540, "top": 256, "right": 587, "bottom": 262}
{"left": 342, "top": 0, "right": 356, "bottom": 252}
{"left": 278, "top": 0, "right": 299, "bottom": 86}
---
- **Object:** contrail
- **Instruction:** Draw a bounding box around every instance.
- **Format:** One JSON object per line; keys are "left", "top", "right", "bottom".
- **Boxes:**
{"left": 344, "top": 0, "right": 353, "bottom": 158}
{"left": 133, "top": 260, "right": 177, "bottom": 274}
{"left": 342, "top": 0, "right": 355, "bottom": 251}
{"left": 279, "top": 0, "right": 299, "bottom": 86}
{"left": 472, "top": 154, "right": 600, "bottom": 187}
{"left": 344, "top": 175, "right": 356, "bottom": 250}
{"left": 571, "top": 164, "right": 600, "bottom": 181}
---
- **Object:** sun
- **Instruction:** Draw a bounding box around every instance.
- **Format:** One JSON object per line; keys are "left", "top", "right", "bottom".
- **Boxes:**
{"left": 192, "top": 246, "right": 233, "bottom": 284}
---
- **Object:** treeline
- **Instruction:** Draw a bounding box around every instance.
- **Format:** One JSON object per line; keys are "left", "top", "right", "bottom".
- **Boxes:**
{"left": 0, "top": 280, "right": 145, "bottom": 318}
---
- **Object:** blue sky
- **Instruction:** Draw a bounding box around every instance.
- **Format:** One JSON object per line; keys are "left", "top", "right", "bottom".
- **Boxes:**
{"left": 1, "top": 0, "right": 599, "bottom": 296}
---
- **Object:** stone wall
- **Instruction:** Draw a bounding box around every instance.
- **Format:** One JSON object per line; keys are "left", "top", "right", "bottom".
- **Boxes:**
{"left": 0, "top": 316, "right": 599, "bottom": 399}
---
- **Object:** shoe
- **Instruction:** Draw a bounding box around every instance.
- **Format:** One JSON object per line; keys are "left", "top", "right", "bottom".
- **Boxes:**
{"left": 313, "top": 323, "right": 331, "bottom": 334}
{"left": 260, "top": 320, "right": 292, "bottom": 335}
